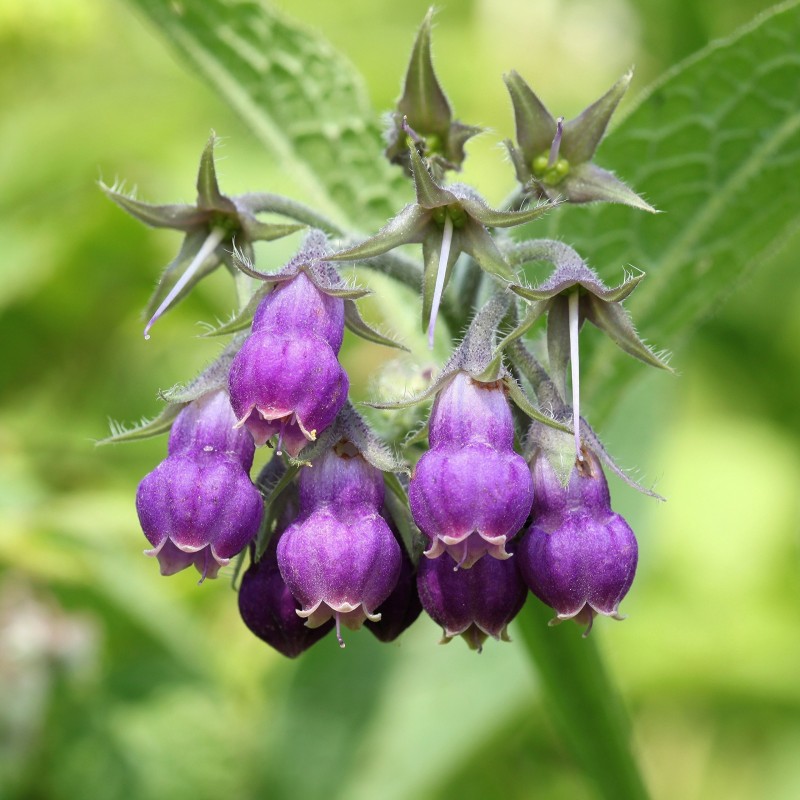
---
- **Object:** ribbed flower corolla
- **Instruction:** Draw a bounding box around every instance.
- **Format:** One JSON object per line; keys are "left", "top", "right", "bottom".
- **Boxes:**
{"left": 277, "top": 445, "right": 402, "bottom": 646}
{"left": 228, "top": 271, "right": 348, "bottom": 457}
{"left": 417, "top": 547, "right": 527, "bottom": 651}
{"left": 518, "top": 447, "right": 638, "bottom": 634}
{"left": 409, "top": 372, "right": 534, "bottom": 568}
{"left": 238, "top": 536, "right": 334, "bottom": 658}
{"left": 136, "top": 390, "right": 263, "bottom": 580}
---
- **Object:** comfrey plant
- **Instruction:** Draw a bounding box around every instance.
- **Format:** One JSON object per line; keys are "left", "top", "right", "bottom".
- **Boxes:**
{"left": 103, "top": 10, "right": 671, "bottom": 654}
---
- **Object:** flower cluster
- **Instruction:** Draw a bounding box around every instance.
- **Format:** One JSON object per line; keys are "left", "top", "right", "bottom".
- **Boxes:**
{"left": 106, "top": 11, "right": 670, "bottom": 656}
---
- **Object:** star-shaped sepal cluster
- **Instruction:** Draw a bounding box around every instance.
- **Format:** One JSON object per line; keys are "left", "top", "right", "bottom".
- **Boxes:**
{"left": 329, "top": 145, "right": 554, "bottom": 343}
{"left": 384, "top": 8, "right": 482, "bottom": 177}
{"left": 102, "top": 134, "right": 304, "bottom": 337}
{"left": 509, "top": 244, "right": 672, "bottom": 392}
{"left": 503, "top": 71, "right": 654, "bottom": 211}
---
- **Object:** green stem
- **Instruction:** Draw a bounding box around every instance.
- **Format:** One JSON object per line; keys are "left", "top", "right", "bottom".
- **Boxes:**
{"left": 508, "top": 339, "right": 564, "bottom": 416}
{"left": 504, "top": 238, "right": 585, "bottom": 270}
{"left": 516, "top": 601, "right": 650, "bottom": 800}
{"left": 238, "top": 192, "right": 344, "bottom": 236}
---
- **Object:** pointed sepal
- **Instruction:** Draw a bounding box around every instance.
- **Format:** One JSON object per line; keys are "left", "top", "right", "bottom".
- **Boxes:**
{"left": 410, "top": 145, "right": 456, "bottom": 209}
{"left": 583, "top": 294, "right": 673, "bottom": 371}
{"left": 100, "top": 182, "right": 206, "bottom": 231}
{"left": 505, "top": 70, "right": 654, "bottom": 210}
{"left": 97, "top": 403, "right": 185, "bottom": 445}
{"left": 561, "top": 70, "right": 632, "bottom": 164}
{"left": 196, "top": 134, "right": 237, "bottom": 213}
{"left": 398, "top": 8, "right": 451, "bottom": 141}
{"left": 554, "top": 162, "right": 656, "bottom": 212}
{"left": 343, "top": 299, "right": 409, "bottom": 351}
{"left": 504, "top": 70, "right": 557, "bottom": 159}
{"left": 328, "top": 204, "right": 430, "bottom": 263}
{"left": 288, "top": 401, "right": 408, "bottom": 476}
{"left": 385, "top": 9, "right": 482, "bottom": 174}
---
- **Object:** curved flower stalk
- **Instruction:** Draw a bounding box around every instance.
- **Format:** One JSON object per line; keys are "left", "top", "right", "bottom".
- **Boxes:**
{"left": 135, "top": 390, "right": 263, "bottom": 581}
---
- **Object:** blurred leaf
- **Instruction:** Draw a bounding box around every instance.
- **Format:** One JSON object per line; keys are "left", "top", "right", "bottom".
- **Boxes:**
{"left": 516, "top": 601, "right": 650, "bottom": 800}
{"left": 523, "top": 0, "right": 800, "bottom": 421}
{"left": 125, "top": 0, "right": 410, "bottom": 231}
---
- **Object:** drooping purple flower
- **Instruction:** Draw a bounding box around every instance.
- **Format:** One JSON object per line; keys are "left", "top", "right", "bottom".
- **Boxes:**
{"left": 238, "top": 538, "right": 334, "bottom": 658}
{"left": 417, "top": 547, "right": 527, "bottom": 651}
{"left": 136, "top": 390, "right": 263, "bottom": 580}
{"left": 277, "top": 446, "right": 402, "bottom": 646}
{"left": 229, "top": 271, "right": 348, "bottom": 457}
{"left": 409, "top": 372, "right": 533, "bottom": 568}
{"left": 518, "top": 447, "right": 638, "bottom": 634}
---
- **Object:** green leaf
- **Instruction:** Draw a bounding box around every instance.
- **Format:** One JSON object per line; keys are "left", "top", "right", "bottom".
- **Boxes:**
{"left": 525, "top": 1, "right": 800, "bottom": 421}
{"left": 515, "top": 600, "right": 650, "bottom": 800}
{"left": 127, "top": 0, "right": 410, "bottom": 231}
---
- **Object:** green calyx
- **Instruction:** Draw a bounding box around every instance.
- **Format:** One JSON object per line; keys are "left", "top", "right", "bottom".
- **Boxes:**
{"left": 432, "top": 204, "right": 468, "bottom": 229}
{"left": 532, "top": 152, "right": 570, "bottom": 186}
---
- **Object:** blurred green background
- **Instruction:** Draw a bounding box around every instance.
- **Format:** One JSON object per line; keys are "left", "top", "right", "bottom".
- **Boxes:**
{"left": 1, "top": 0, "right": 798, "bottom": 798}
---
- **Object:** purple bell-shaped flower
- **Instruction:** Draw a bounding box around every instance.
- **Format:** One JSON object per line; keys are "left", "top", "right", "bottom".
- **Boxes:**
{"left": 277, "top": 445, "right": 402, "bottom": 646}
{"left": 229, "top": 271, "right": 349, "bottom": 457}
{"left": 136, "top": 390, "right": 264, "bottom": 580}
{"left": 417, "top": 546, "right": 527, "bottom": 651}
{"left": 518, "top": 447, "right": 638, "bottom": 634}
{"left": 238, "top": 536, "right": 334, "bottom": 658}
{"left": 409, "top": 372, "right": 533, "bottom": 568}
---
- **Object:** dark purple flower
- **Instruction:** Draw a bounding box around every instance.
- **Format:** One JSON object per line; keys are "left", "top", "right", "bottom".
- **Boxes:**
{"left": 417, "top": 548, "right": 527, "bottom": 651}
{"left": 238, "top": 538, "right": 334, "bottom": 658}
{"left": 364, "top": 537, "right": 422, "bottom": 643}
{"left": 277, "top": 447, "right": 401, "bottom": 646}
{"left": 518, "top": 448, "right": 638, "bottom": 634}
{"left": 409, "top": 373, "right": 533, "bottom": 568}
{"left": 136, "top": 390, "right": 263, "bottom": 580}
{"left": 228, "top": 272, "right": 348, "bottom": 457}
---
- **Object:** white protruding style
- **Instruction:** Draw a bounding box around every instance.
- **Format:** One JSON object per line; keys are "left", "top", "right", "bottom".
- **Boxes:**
{"left": 568, "top": 291, "right": 583, "bottom": 461}
{"left": 144, "top": 227, "right": 226, "bottom": 339}
{"left": 427, "top": 213, "right": 454, "bottom": 350}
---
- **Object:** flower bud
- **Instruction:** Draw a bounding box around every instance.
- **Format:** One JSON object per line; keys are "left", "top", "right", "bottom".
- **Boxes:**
{"left": 229, "top": 272, "right": 349, "bottom": 456}
{"left": 238, "top": 538, "right": 334, "bottom": 658}
{"left": 518, "top": 448, "right": 638, "bottom": 633}
{"left": 136, "top": 391, "right": 263, "bottom": 580}
{"left": 417, "top": 548, "right": 527, "bottom": 651}
{"left": 409, "top": 373, "right": 533, "bottom": 568}
{"left": 277, "top": 446, "right": 402, "bottom": 646}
